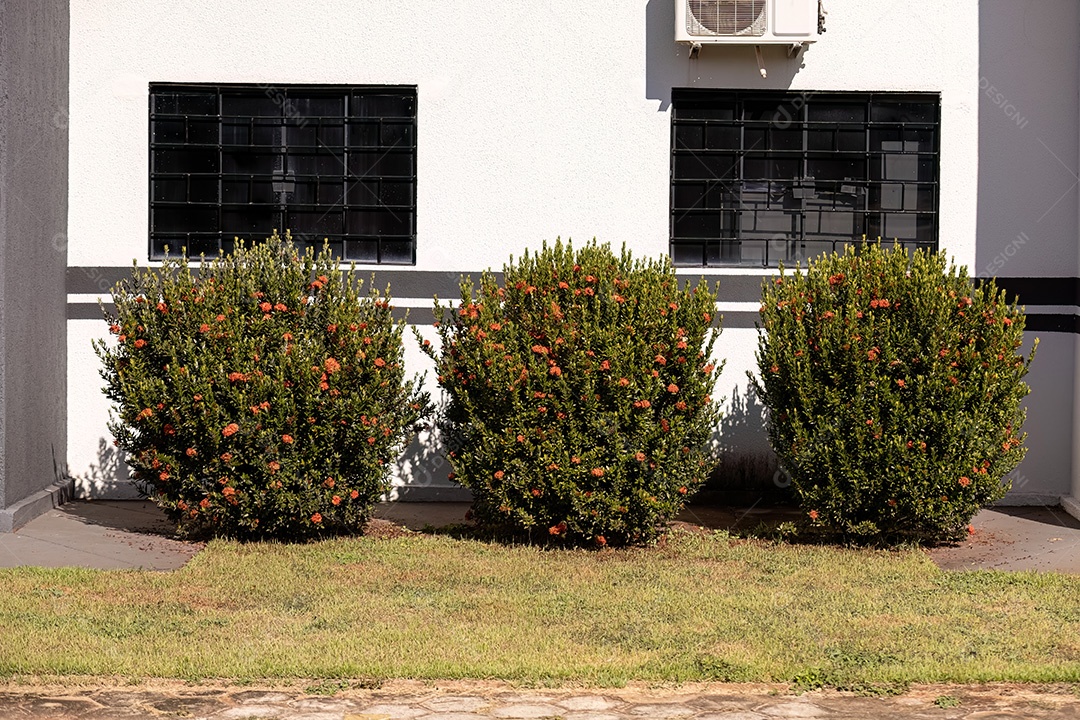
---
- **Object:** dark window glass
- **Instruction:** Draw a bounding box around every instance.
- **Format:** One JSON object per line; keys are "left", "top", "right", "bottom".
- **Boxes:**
{"left": 149, "top": 84, "right": 417, "bottom": 264}
{"left": 670, "top": 90, "right": 939, "bottom": 267}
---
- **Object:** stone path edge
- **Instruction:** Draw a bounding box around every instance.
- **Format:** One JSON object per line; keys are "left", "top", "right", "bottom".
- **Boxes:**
{"left": 1, "top": 677, "right": 1077, "bottom": 706}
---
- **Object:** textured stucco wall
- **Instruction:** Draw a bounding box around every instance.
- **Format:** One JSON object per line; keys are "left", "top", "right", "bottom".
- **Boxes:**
{"left": 977, "top": 0, "right": 1080, "bottom": 505}
{"left": 0, "top": 0, "right": 70, "bottom": 528}
{"left": 67, "top": 0, "right": 1074, "bottom": 504}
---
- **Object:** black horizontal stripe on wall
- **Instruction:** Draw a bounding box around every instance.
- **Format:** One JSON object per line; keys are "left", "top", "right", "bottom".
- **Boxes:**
{"left": 982, "top": 277, "right": 1080, "bottom": 307}
{"left": 72, "top": 269, "right": 1080, "bottom": 307}
{"left": 68, "top": 302, "right": 424, "bottom": 324}
{"left": 68, "top": 267, "right": 777, "bottom": 303}
{"left": 68, "top": 302, "right": 743, "bottom": 329}
{"left": 67, "top": 267, "right": 499, "bottom": 301}
{"left": 66, "top": 301, "right": 1072, "bottom": 332}
{"left": 66, "top": 268, "right": 1080, "bottom": 332}
{"left": 1024, "top": 314, "right": 1080, "bottom": 334}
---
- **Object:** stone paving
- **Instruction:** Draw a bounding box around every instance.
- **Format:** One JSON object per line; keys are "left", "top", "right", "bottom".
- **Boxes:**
{"left": 0, "top": 681, "right": 1077, "bottom": 720}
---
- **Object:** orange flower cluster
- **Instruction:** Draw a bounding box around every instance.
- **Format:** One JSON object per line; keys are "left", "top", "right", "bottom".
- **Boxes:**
{"left": 222, "top": 423, "right": 239, "bottom": 437}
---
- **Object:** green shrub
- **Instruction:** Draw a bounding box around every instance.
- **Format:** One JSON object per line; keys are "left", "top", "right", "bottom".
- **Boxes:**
{"left": 421, "top": 239, "right": 724, "bottom": 545}
{"left": 95, "top": 231, "right": 429, "bottom": 540}
{"left": 752, "top": 242, "right": 1036, "bottom": 541}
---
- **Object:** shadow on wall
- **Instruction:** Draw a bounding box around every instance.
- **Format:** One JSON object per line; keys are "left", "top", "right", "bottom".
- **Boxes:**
{"left": 75, "top": 437, "right": 140, "bottom": 500}
{"left": 392, "top": 400, "right": 472, "bottom": 501}
{"left": 392, "top": 386, "right": 787, "bottom": 505}
{"left": 704, "top": 384, "right": 791, "bottom": 505}
{"left": 644, "top": 0, "right": 808, "bottom": 110}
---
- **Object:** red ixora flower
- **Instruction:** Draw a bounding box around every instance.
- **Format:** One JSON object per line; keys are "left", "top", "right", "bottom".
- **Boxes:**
{"left": 549, "top": 366, "right": 562, "bottom": 377}
{"left": 222, "top": 423, "right": 239, "bottom": 437}
{"left": 667, "top": 383, "right": 679, "bottom": 394}
{"left": 373, "top": 357, "right": 386, "bottom": 368}
{"left": 134, "top": 339, "right": 146, "bottom": 348}
{"left": 808, "top": 509, "right": 820, "bottom": 520}
{"left": 591, "top": 468, "right": 604, "bottom": 477}
{"left": 259, "top": 302, "right": 272, "bottom": 313}
{"left": 325, "top": 357, "right": 342, "bottom": 374}
{"left": 494, "top": 470, "right": 505, "bottom": 479}
{"left": 959, "top": 476, "right": 972, "bottom": 487}
{"left": 311, "top": 512, "right": 322, "bottom": 524}
{"left": 282, "top": 434, "right": 294, "bottom": 444}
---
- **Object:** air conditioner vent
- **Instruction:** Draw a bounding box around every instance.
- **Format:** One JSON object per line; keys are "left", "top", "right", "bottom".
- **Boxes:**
{"left": 687, "top": 0, "right": 767, "bottom": 37}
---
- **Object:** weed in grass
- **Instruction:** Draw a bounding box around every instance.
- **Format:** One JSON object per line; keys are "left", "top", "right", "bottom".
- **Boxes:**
{"left": 304, "top": 679, "right": 350, "bottom": 695}
{"left": 694, "top": 655, "right": 756, "bottom": 682}
{"left": 934, "top": 695, "right": 961, "bottom": 708}
{"left": 790, "top": 668, "right": 828, "bottom": 693}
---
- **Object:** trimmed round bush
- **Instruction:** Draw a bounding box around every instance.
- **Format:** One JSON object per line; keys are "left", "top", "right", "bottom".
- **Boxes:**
{"left": 422, "top": 239, "right": 724, "bottom": 545}
{"left": 95, "top": 231, "right": 429, "bottom": 540}
{"left": 752, "top": 242, "right": 1036, "bottom": 541}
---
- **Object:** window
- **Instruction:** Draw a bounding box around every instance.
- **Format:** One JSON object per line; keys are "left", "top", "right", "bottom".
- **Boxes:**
{"left": 670, "top": 90, "right": 940, "bottom": 267}
{"left": 149, "top": 83, "right": 417, "bottom": 263}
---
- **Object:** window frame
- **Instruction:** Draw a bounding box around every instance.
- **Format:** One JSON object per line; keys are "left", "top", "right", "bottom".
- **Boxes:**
{"left": 669, "top": 89, "right": 941, "bottom": 268}
{"left": 148, "top": 83, "right": 418, "bottom": 264}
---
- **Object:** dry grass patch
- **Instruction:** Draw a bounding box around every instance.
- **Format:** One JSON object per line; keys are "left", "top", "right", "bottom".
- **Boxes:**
{"left": 0, "top": 530, "right": 1078, "bottom": 687}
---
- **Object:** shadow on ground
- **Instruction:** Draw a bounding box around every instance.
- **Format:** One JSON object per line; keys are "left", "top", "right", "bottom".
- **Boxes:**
{"left": 4, "top": 500, "right": 1079, "bottom": 573}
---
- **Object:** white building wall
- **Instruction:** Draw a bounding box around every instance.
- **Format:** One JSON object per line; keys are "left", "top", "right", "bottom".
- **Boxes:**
{"left": 977, "top": 0, "right": 1080, "bottom": 509}
{"left": 73, "top": 0, "right": 1069, "bottom": 503}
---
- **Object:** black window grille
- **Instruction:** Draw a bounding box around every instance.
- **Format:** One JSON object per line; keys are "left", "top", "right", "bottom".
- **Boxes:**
{"left": 149, "top": 83, "right": 417, "bottom": 263}
{"left": 670, "top": 90, "right": 940, "bottom": 267}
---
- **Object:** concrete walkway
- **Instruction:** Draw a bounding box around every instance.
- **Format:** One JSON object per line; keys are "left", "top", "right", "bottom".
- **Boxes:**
{"left": 0, "top": 680, "right": 1077, "bottom": 719}
{"left": 2, "top": 500, "right": 1080, "bottom": 573}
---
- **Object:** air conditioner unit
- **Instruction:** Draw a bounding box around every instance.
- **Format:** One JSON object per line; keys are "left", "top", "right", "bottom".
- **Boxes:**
{"left": 675, "top": 0, "right": 821, "bottom": 46}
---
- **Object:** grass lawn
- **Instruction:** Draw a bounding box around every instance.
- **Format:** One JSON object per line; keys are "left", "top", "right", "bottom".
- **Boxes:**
{"left": 1, "top": 529, "right": 1078, "bottom": 689}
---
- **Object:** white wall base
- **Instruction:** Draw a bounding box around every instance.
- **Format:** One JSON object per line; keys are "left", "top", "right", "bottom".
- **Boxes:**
{"left": 0, "top": 478, "right": 75, "bottom": 533}
{"left": 992, "top": 492, "right": 1066, "bottom": 507}
{"left": 1061, "top": 494, "right": 1080, "bottom": 522}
